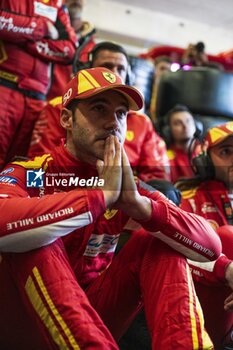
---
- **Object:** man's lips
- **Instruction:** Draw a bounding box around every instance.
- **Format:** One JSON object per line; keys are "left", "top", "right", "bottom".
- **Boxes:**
{"left": 97, "top": 136, "right": 110, "bottom": 141}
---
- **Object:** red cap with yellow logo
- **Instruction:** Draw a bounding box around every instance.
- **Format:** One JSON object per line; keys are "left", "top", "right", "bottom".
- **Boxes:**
{"left": 205, "top": 121, "right": 233, "bottom": 148}
{"left": 62, "top": 67, "right": 143, "bottom": 111}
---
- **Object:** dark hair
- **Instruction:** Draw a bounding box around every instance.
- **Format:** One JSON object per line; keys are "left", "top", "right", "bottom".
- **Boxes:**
{"left": 66, "top": 99, "right": 79, "bottom": 120}
{"left": 195, "top": 41, "right": 205, "bottom": 53}
{"left": 89, "top": 41, "right": 129, "bottom": 65}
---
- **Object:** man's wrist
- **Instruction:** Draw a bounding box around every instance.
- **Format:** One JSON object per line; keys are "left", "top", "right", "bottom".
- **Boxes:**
{"left": 214, "top": 255, "right": 233, "bottom": 283}
{"left": 121, "top": 195, "right": 152, "bottom": 221}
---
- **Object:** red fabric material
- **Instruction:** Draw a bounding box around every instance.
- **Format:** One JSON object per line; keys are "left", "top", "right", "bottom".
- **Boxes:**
{"left": 0, "top": 240, "right": 118, "bottom": 350}
{"left": 0, "top": 1, "right": 76, "bottom": 168}
{"left": 0, "top": 2, "right": 76, "bottom": 94}
{"left": 0, "top": 86, "right": 46, "bottom": 169}
{"left": 0, "top": 144, "right": 221, "bottom": 348}
{"left": 181, "top": 181, "right": 233, "bottom": 349}
{"left": 217, "top": 225, "right": 233, "bottom": 258}
{"left": 87, "top": 231, "right": 210, "bottom": 349}
{"left": 167, "top": 145, "right": 199, "bottom": 183}
{"left": 28, "top": 97, "right": 62, "bottom": 157}
{"left": 47, "top": 39, "right": 96, "bottom": 100}
{"left": 124, "top": 112, "right": 170, "bottom": 181}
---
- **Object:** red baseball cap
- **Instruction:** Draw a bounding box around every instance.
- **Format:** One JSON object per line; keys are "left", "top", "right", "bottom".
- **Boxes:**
{"left": 62, "top": 67, "right": 144, "bottom": 111}
{"left": 205, "top": 121, "right": 233, "bottom": 148}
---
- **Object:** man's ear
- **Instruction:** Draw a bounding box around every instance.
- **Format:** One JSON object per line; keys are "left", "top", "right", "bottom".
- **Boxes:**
{"left": 60, "top": 108, "right": 73, "bottom": 130}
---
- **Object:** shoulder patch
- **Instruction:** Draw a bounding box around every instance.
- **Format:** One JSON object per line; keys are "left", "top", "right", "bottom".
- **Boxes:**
{"left": 181, "top": 187, "right": 198, "bottom": 199}
{"left": 104, "top": 209, "right": 118, "bottom": 220}
{"left": 0, "top": 176, "right": 17, "bottom": 184}
{"left": 12, "top": 154, "right": 53, "bottom": 171}
{"left": 49, "top": 96, "right": 62, "bottom": 108}
{"left": 167, "top": 149, "right": 176, "bottom": 160}
{"left": 125, "top": 130, "right": 134, "bottom": 141}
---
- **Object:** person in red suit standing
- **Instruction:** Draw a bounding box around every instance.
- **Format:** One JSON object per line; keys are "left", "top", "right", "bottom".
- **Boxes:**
{"left": 46, "top": 0, "right": 96, "bottom": 101}
{"left": 0, "top": 1, "right": 77, "bottom": 169}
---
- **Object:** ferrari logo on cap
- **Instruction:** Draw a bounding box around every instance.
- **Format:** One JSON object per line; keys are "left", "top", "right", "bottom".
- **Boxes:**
{"left": 102, "top": 72, "right": 116, "bottom": 84}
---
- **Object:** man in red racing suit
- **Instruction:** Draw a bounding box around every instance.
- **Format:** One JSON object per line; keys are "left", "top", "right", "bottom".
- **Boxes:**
{"left": 0, "top": 1, "right": 77, "bottom": 168}
{"left": 28, "top": 41, "right": 170, "bottom": 181}
{"left": 0, "top": 67, "right": 223, "bottom": 349}
{"left": 180, "top": 121, "right": 233, "bottom": 349}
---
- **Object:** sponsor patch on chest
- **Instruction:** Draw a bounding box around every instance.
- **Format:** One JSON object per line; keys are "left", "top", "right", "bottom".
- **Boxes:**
{"left": 84, "top": 233, "right": 120, "bottom": 257}
{"left": 34, "top": 1, "right": 58, "bottom": 22}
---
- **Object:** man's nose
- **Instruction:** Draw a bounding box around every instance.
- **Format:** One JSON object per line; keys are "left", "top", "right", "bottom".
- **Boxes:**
{"left": 182, "top": 122, "right": 188, "bottom": 130}
{"left": 105, "top": 112, "right": 120, "bottom": 130}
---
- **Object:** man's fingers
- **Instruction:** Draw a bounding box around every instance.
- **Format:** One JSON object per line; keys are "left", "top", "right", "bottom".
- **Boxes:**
{"left": 114, "top": 136, "right": 121, "bottom": 166}
{"left": 122, "top": 147, "right": 137, "bottom": 191}
{"left": 100, "top": 136, "right": 122, "bottom": 207}
{"left": 225, "top": 293, "right": 233, "bottom": 304}
{"left": 122, "top": 147, "right": 131, "bottom": 167}
{"left": 224, "top": 293, "right": 233, "bottom": 311}
{"left": 104, "top": 135, "right": 122, "bottom": 166}
{"left": 107, "top": 135, "right": 115, "bottom": 164}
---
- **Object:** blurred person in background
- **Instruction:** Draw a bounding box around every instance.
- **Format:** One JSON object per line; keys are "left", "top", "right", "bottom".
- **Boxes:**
{"left": 179, "top": 121, "right": 233, "bottom": 349}
{"left": 0, "top": 0, "right": 77, "bottom": 169}
{"left": 182, "top": 41, "right": 209, "bottom": 67}
{"left": 164, "top": 104, "right": 202, "bottom": 183}
{"left": 46, "top": 0, "right": 96, "bottom": 100}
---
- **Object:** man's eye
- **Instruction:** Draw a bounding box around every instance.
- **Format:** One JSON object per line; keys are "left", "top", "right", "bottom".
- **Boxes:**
{"left": 93, "top": 105, "right": 105, "bottom": 112}
{"left": 220, "top": 148, "right": 231, "bottom": 156}
{"left": 117, "top": 110, "right": 127, "bottom": 119}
